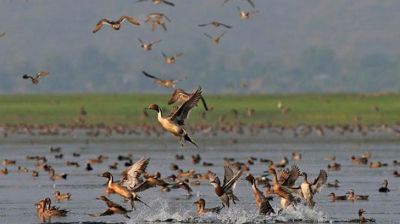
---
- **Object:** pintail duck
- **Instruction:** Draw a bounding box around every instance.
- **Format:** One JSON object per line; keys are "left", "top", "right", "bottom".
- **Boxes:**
{"left": 137, "top": 0, "right": 175, "bottom": 7}
{"left": 138, "top": 38, "right": 161, "bottom": 51}
{"left": 393, "top": 170, "right": 400, "bottom": 177}
{"left": 292, "top": 170, "right": 327, "bottom": 208}
{"left": 237, "top": 7, "right": 259, "bottom": 20}
{"left": 175, "top": 154, "right": 184, "bottom": 160}
{"left": 245, "top": 174, "right": 274, "bottom": 215}
{"left": 369, "top": 161, "right": 388, "bottom": 168}
{"left": 203, "top": 31, "right": 227, "bottom": 45}
{"left": 198, "top": 21, "right": 232, "bottom": 29}
{"left": 346, "top": 189, "right": 369, "bottom": 201}
{"left": 328, "top": 192, "right": 347, "bottom": 202}
{"left": 65, "top": 161, "right": 80, "bottom": 168}
{"left": 49, "top": 146, "right": 61, "bottom": 153}
{"left": 109, "top": 162, "right": 118, "bottom": 170}
{"left": 2, "top": 159, "right": 16, "bottom": 166}
{"left": 142, "top": 71, "right": 182, "bottom": 88}
{"left": 162, "top": 52, "right": 183, "bottom": 64}
{"left": 54, "top": 191, "right": 71, "bottom": 201}
{"left": 193, "top": 198, "right": 222, "bottom": 215}
{"left": 22, "top": 71, "right": 49, "bottom": 84}
{"left": 327, "top": 179, "right": 340, "bottom": 188}
{"left": 35, "top": 197, "right": 68, "bottom": 219}
{"left": 378, "top": 179, "right": 390, "bottom": 192}
{"left": 351, "top": 155, "right": 368, "bottom": 165}
{"left": 209, "top": 165, "right": 243, "bottom": 208}
{"left": 87, "top": 155, "right": 108, "bottom": 164}
{"left": 349, "top": 209, "right": 375, "bottom": 223}
{"left": 90, "top": 196, "right": 132, "bottom": 219}
{"left": 170, "top": 163, "right": 179, "bottom": 171}
{"left": 147, "top": 87, "right": 203, "bottom": 147}
{"left": 268, "top": 167, "right": 298, "bottom": 209}
{"left": 49, "top": 168, "right": 67, "bottom": 181}
{"left": 120, "top": 157, "right": 150, "bottom": 190}
{"left": 18, "top": 166, "right": 29, "bottom": 173}
{"left": 101, "top": 171, "right": 148, "bottom": 209}
{"left": 92, "top": 16, "right": 140, "bottom": 33}
{"left": 168, "top": 88, "right": 209, "bottom": 111}
{"left": 0, "top": 167, "right": 8, "bottom": 175}
{"left": 131, "top": 172, "right": 171, "bottom": 193}
{"left": 192, "top": 154, "right": 201, "bottom": 164}
{"left": 327, "top": 162, "right": 341, "bottom": 171}
{"left": 145, "top": 13, "right": 171, "bottom": 31}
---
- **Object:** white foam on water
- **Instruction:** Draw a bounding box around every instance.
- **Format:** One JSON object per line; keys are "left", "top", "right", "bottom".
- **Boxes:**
{"left": 129, "top": 198, "right": 329, "bottom": 224}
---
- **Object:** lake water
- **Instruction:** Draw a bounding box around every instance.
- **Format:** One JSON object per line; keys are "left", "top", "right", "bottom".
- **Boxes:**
{"left": 0, "top": 128, "right": 399, "bottom": 224}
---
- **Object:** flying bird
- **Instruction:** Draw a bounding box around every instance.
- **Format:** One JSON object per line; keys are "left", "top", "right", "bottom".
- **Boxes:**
{"left": 142, "top": 71, "right": 182, "bottom": 88}
{"left": 137, "top": 38, "right": 162, "bottom": 51}
{"left": 145, "top": 13, "right": 171, "bottom": 32}
{"left": 146, "top": 86, "right": 203, "bottom": 147}
{"left": 22, "top": 71, "right": 49, "bottom": 84}
{"left": 198, "top": 21, "right": 232, "bottom": 29}
{"left": 92, "top": 16, "right": 141, "bottom": 33}
{"left": 136, "top": 0, "right": 175, "bottom": 7}
{"left": 238, "top": 7, "right": 259, "bottom": 20}
{"left": 162, "top": 52, "right": 183, "bottom": 64}
{"left": 168, "top": 88, "right": 209, "bottom": 111}
{"left": 203, "top": 31, "right": 227, "bottom": 45}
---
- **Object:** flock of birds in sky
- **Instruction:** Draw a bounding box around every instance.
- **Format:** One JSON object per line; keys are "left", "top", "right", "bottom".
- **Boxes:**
{"left": 0, "top": 0, "right": 394, "bottom": 223}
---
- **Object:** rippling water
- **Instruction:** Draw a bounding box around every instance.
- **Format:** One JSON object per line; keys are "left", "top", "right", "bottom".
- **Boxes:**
{"left": 0, "top": 131, "right": 399, "bottom": 223}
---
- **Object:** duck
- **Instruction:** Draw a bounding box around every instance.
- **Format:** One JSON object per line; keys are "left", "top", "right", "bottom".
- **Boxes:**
{"left": 109, "top": 162, "right": 118, "bottom": 170}
{"left": 348, "top": 209, "right": 375, "bottom": 223}
{"left": 192, "top": 154, "right": 201, "bottom": 164}
{"left": 193, "top": 198, "right": 222, "bottom": 215}
{"left": 327, "top": 162, "right": 341, "bottom": 171}
{"left": 292, "top": 170, "right": 327, "bottom": 208}
{"left": 145, "top": 13, "right": 171, "bottom": 31}
{"left": 2, "top": 159, "right": 16, "bottom": 166}
{"left": 351, "top": 155, "right": 368, "bottom": 165}
{"left": 292, "top": 152, "right": 302, "bottom": 161}
{"left": 147, "top": 87, "right": 202, "bottom": 147}
{"left": 198, "top": 21, "right": 232, "bottom": 29}
{"left": 168, "top": 88, "right": 209, "bottom": 111}
{"left": 393, "top": 170, "right": 400, "bottom": 177}
{"left": 121, "top": 157, "right": 150, "bottom": 190}
{"left": 142, "top": 71, "right": 181, "bottom": 88}
{"left": 169, "top": 179, "right": 193, "bottom": 196}
{"left": 101, "top": 171, "right": 148, "bottom": 209}
{"left": 131, "top": 172, "right": 170, "bottom": 193}
{"left": 0, "top": 167, "right": 8, "bottom": 175}
{"left": 378, "top": 179, "right": 390, "bottom": 192}
{"left": 92, "top": 16, "right": 140, "bottom": 33}
{"left": 175, "top": 154, "right": 184, "bottom": 160}
{"left": 346, "top": 189, "right": 369, "bottom": 201}
{"left": 85, "top": 163, "right": 93, "bottom": 171}
{"left": 54, "top": 191, "right": 71, "bottom": 201}
{"left": 162, "top": 52, "right": 183, "bottom": 64}
{"left": 245, "top": 174, "right": 275, "bottom": 215}
{"left": 237, "top": 7, "right": 259, "bottom": 20}
{"left": 137, "top": 38, "right": 161, "bottom": 51}
{"left": 65, "top": 161, "right": 80, "bottom": 168}
{"left": 137, "top": 0, "right": 175, "bottom": 7}
{"left": 90, "top": 196, "right": 132, "bottom": 219}
{"left": 22, "top": 71, "right": 49, "bottom": 85}
{"left": 18, "top": 166, "right": 29, "bottom": 173}
{"left": 268, "top": 167, "right": 297, "bottom": 209}
{"left": 328, "top": 192, "right": 347, "bottom": 202}
{"left": 369, "top": 161, "right": 388, "bottom": 168}
{"left": 209, "top": 165, "right": 243, "bottom": 208}
{"left": 35, "top": 198, "right": 68, "bottom": 219}
{"left": 203, "top": 31, "right": 227, "bottom": 45}
{"left": 327, "top": 179, "right": 340, "bottom": 188}
{"left": 48, "top": 168, "right": 67, "bottom": 181}
{"left": 32, "top": 170, "right": 39, "bottom": 177}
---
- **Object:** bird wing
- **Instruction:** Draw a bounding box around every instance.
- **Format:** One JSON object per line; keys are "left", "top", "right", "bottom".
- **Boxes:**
{"left": 223, "top": 168, "right": 243, "bottom": 191}
{"left": 138, "top": 38, "right": 144, "bottom": 44}
{"left": 99, "top": 209, "right": 115, "bottom": 216}
{"left": 142, "top": 71, "right": 161, "bottom": 80}
{"left": 163, "top": 15, "right": 172, "bottom": 22}
{"left": 131, "top": 180, "right": 155, "bottom": 192}
{"left": 219, "top": 22, "right": 232, "bottom": 29}
{"left": 162, "top": 0, "right": 175, "bottom": 7}
{"left": 223, "top": 165, "right": 234, "bottom": 187}
{"left": 161, "top": 52, "right": 168, "bottom": 59}
{"left": 168, "top": 89, "right": 185, "bottom": 105}
{"left": 281, "top": 165, "right": 301, "bottom": 187}
{"left": 200, "top": 96, "right": 209, "bottom": 111}
{"left": 92, "top": 19, "right": 110, "bottom": 33}
{"left": 203, "top": 33, "right": 213, "bottom": 40}
{"left": 22, "top": 74, "right": 33, "bottom": 80}
{"left": 37, "top": 71, "right": 49, "bottom": 79}
{"left": 311, "top": 170, "right": 328, "bottom": 194}
{"left": 123, "top": 157, "right": 150, "bottom": 179}
{"left": 198, "top": 23, "right": 211, "bottom": 27}
{"left": 175, "top": 52, "right": 184, "bottom": 57}
{"left": 169, "top": 86, "right": 202, "bottom": 125}
{"left": 247, "top": 0, "right": 255, "bottom": 8}
{"left": 120, "top": 16, "right": 141, "bottom": 26}
{"left": 218, "top": 31, "right": 227, "bottom": 39}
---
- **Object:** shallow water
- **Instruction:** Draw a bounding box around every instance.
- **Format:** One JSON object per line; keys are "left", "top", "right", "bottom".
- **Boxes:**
{"left": 0, "top": 130, "right": 399, "bottom": 224}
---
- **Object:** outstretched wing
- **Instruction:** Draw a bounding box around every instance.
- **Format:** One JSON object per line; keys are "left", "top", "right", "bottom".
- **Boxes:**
{"left": 203, "top": 33, "right": 213, "bottom": 40}
{"left": 142, "top": 71, "right": 161, "bottom": 80}
{"left": 169, "top": 87, "right": 202, "bottom": 125}
{"left": 223, "top": 165, "right": 234, "bottom": 187}
{"left": 22, "top": 74, "right": 33, "bottom": 80}
{"left": 175, "top": 52, "right": 184, "bottom": 57}
{"left": 120, "top": 16, "right": 141, "bottom": 26}
{"left": 219, "top": 22, "right": 232, "bottom": 29}
{"left": 168, "top": 89, "right": 187, "bottom": 105}
{"left": 92, "top": 19, "right": 110, "bottom": 33}
{"left": 198, "top": 23, "right": 211, "bottom": 27}
{"left": 223, "top": 168, "right": 243, "bottom": 191}
{"left": 162, "top": 0, "right": 175, "bottom": 7}
{"left": 311, "top": 170, "right": 327, "bottom": 194}
{"left": 246, "top": 0, "right": 255, "bottom": 8}
{"left": 280, "top": 165, "right": 301, "bottom": 187}
{"left": 37, "top": 71, "right": 49, "bottom": 79}
{"left": 151, "top": 39, "right": 162, "bottom": 45}
{"left": 218, "top": 31, "right": 227, "bottom": 39}
{"left": 138, "top": 38, "right": 144, "bottom": 44}
{"left": 122, "top": 157, "right": 150, "bottom": 179}
{"left": 0, "top": 32, "right": 5, "bottom": 38}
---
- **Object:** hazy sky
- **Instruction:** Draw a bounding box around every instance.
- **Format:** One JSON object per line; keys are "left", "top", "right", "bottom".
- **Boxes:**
{"left": 0, "top": 0, "right": 399, "bottom": 93}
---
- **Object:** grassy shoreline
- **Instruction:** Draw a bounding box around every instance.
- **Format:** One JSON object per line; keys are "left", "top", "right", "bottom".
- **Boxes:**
{"left": 0, "top": 93, "right": 399, "bottom": 125}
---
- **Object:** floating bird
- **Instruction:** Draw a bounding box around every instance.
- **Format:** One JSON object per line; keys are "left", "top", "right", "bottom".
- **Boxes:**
{"left": 145, "top": 13, "right": 171, "bottom": 31}
{"left": 168, "top": 88, "right": 209, "bottom": 111}
{"left": 147, "top": 87, "right": 203, "bottom": 147}
{"left": 137, "top": 0, "right": 175, "bottom": 7}
{"left": 328, "top": 192, "right": 347, "bottom": 202}
{"left": 198, "top": 21, "right": 231, "bottom": 29}
{"left": 90, "top": 196, "right": 131, "bottom": 219}
{"left": 203, "top": 31, "right": 227, "bottom": 45}
{"left": 22, "top": 71, "right": 49, "bottom": 84}
{"left": 92, "top": 16, "right": 140, "bottom": 33}
{"left": 209, "top": 165, "right": 243, "bottom": 208}
{"left": 327, "top": 179, "right": 340, "bottom": 188}
{"left": 162, "top": 52, "right": 183, "bottom": 64}
{"left": 142, "top": 71, "right": 182, "bottom": 88}
{"left": 349, "top": 209, "right": 375, "bottom": 223}
{"left": 138, "top": 38, "right": 161, "bottom": 51}
{"left": 35, "top": 198, "right": 68, "bottom": 219}
{"left": 346, "top": 189, "right": 369, "bottom": 201}
{"left": 378, "top": 179, "right": 390, "bottom": 192}
{"left": 237, "top": 7, "right": 259, "bottom": 20}
{"left": 49, "top": 168, "right": 67, "bottom": 181}
{"left": 193, "top": 198, "right": 222, "bottom": 215}
{"left": 245, "top": 174, "right": 275, "bottom": 215}
{"left": 54, "top": 191, "right": 71, "bottom": 201}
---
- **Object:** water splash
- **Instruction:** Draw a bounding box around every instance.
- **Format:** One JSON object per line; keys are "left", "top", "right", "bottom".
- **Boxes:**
{"left": 129, "top": 199, "right": 329, "bottom": 223}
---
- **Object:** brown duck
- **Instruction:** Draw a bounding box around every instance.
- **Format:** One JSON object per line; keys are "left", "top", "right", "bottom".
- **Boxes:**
{"left": 92, "top": 16, "right": 140, "bottom": 33}
{"left": 22, "top": 71, "right": 49, "bottom": 84}
{"left": 193, "top": 198, "right": 222, "bottom": 215}
{"left": 168, "top": 88, "right": 209, "bottom": 111}
{"left": 142, "top": 71, "right": 181, "bottom": 88}
{"left": 209, "top": 165, "right": 243, "bottom": 208}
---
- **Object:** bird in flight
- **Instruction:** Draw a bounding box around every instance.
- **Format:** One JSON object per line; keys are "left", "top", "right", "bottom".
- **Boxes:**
{"left": 204, "top": 31, "right": 227, "bottom": 45}
{"left": 137, "top": 38, "right": 162, "bottom": 51}
{"left": 92, "top": 16, "right": 141, "bottom": 33}
{"left": 142, "top": 71, "right": 183, "bottom": 88}
{"left": 198, "top": 21, "right": 232, "bottom": 29}
{"left": 0, "top": 32, "right": 5, "bottom": 38}
{"left": 238, "top": 7, "right": 259, "bottom": 20}
{"left": 145, "top": 13, "right": 171, "bottom": 32}
{"left": 22, "top": 71, "right": 49, "bottom": 84}
{"left": 136, "top": 0, "right": 175, "bottom": 7}
{"left": 162, "top": 52, "right": 183, "bottom": 64}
